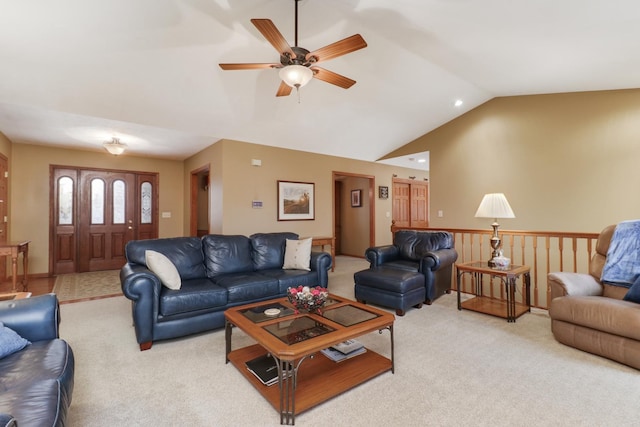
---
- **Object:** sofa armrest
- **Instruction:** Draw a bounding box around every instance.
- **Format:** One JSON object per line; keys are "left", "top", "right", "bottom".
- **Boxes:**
{"left": 548, "top": 272, "right": 603, "bottom": 300}
{"left": 310, "top": 251, "right": 332, "bottom": 287}
{"left": 421, "top": 248, "right": 458, "bottom": 272}
{"left": 121, "top": 263, "right": 164, "bottom": 346}
{"left": 0, "top": 294, "right": 59, "bottom": 342}
{"left": 364, "top": 245, "right": 400, "bottom": 267}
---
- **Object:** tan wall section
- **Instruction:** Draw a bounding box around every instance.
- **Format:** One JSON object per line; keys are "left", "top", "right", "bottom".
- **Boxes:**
{"left": 11, "top": 144, "right": 184, "bottom": 275}
{"left": 340, "top": 176, "right": 371, "bottom": 257}
{"left": 184, "top": 139, "right": 428, "bottom": 250}
{"left": 386, "top": 89, "right": 640, "bottom": 233}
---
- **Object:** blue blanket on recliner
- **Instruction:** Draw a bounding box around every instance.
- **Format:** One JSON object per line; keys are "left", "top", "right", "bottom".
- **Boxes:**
{"left": 601, "top": 220, "right": 640, "bottom": 287}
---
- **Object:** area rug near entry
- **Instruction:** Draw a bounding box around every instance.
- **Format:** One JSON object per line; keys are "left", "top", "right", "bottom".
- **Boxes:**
{"left": 53, "top": 270, "right": 121, "bottom": 303}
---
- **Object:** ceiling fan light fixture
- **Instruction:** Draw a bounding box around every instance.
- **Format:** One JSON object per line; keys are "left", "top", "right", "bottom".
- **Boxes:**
{"left": 103, "top": 137, "right": 127, "bottom": 156}
{"left": 279, "top": 64, "right": 313, "bottom": 88}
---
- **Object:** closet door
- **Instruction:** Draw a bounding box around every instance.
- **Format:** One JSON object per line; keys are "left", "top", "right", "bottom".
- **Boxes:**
{"left": 392, "top": 178, "right": 429, "bottom": 229}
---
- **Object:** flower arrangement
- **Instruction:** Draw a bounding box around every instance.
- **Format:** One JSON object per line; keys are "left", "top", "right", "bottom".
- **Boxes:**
{"left": 287, "top": 286, "right": 329, "bottom": 314}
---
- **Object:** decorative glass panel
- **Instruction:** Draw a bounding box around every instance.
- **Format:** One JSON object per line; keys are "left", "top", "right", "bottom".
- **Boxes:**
{"left": 113, "top": 180, "right": 125, "bottom": 224}
{"left": 91, "top": 179, "right": 105, "bottom": 224}
{"left": 141, "top": 182, "right": 152, "bottom": 224}
{"left": 58, "top": 177, "right": 74, "bottom": 225}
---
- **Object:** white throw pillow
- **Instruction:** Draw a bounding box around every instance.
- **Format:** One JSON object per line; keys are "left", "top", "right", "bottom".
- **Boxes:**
{"left": 145, "top": 250, "right": 182, "bottom": 290}
{"left": 283, "top": 238, "right": 312, "bottom": 271}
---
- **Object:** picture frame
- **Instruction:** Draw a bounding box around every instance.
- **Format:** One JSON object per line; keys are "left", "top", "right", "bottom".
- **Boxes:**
{"left": 378, "top": 186, "right": 389, "bottom": 199}
{"left": 351, "top": 189, "right": 362, "bottom": 207}
{"left": 277, "top": 180, "right": 315, "bottom": 221}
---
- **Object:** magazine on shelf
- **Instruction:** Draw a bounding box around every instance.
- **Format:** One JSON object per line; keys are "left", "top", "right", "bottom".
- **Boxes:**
{"left": 331, "top": 339, "right": 364, "bottom": 355}
{"left": 245, "top": 354, "right": 279, "bottom": 386}
{"left": 321, "top": 346, "right": 367, "bottom": 363}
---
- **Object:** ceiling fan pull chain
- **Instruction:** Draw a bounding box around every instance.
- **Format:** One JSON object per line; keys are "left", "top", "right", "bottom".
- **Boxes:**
{"left": 296, "top": 86, "right": 301, "bottom": 104}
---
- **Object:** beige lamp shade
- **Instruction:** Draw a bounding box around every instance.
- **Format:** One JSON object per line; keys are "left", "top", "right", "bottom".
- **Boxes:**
{"left": 474, "top": 193, "right": 515, "bottom": 219}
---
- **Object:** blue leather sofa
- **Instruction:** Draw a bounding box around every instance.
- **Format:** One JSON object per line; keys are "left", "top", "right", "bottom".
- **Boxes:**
{"left": 0, "top": 294, "right": 75, "bottom": 427}
{"left": 121, "top": 232, "right": 332, "bottom": 350}
{"left": 354, "top": 230, "right": 458, "bottom": 314}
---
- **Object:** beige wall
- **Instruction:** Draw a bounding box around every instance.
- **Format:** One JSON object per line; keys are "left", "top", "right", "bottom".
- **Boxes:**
{"left": 385, "top": 89, "right": 640, "bottom": 233}
{"left": 184, "top": 139, "right": 428, "bottom": 248}
{"left": 340, "top": 176, "right": 371, "bottom": 257}
{"left": 10, "top": 144, "right": 184, "bottom": 274}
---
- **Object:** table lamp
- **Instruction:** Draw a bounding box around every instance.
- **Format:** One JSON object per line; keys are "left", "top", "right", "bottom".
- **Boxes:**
{"left": 474, "top": 193, "right": 515, "bottom": 267}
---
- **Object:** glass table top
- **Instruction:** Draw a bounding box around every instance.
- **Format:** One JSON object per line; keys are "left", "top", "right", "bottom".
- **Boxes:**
{"left": 240, "top": 298, "right": 382, "bottom": 345}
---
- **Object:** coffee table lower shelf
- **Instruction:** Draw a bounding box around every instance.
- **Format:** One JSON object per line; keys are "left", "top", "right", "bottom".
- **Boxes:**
{"left": 228, "top": 343, "right": 392, "bottom": 416}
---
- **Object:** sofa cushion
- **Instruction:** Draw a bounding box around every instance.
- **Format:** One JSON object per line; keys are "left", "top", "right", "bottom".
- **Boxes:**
{"left": 250, "top": 232, "right": 298, "bottom": 270}
{"left": 0, "top": 322, "right": 29, "bottom": 360}
{"left": 214, "top": 273, "right": 279, "bottom": 303}
{"left": 159, "top": 278, "right": 227, "bottom": 317}
{"left": 259, "top": 269, "right": 321, "bottom": 294}
{"left": 145, "top": 250, "right": 181, "bottom": 290}
{"left": 0, "top": 379, "right": 68, "bottom": 427}
{"left": 203, "top": 235, "right": 253, "bottom": 277}
{"left": 0, "top": 340, "right": 74, "bottom": 407}
{"left": 126, "top": 237, "right": 206, "bottom": 280}
{"left": 549, "top": 295, "right": 640, "bottom": 341}
{"left": 283, "top": 238, "right": 312, "bottom": 271}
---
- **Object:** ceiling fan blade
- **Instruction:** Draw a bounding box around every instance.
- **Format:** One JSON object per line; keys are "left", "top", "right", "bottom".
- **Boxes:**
{"left": 306, "top": 34, "right": 367, "bottom": 64}
{"left": 219, "top": 63, "right": 279, "bottom": 70}
{"left": 310, "top": 67, "right": 356, "bottom": 89}
{"left": 251, "top": 19, "right": 296, "bottom": 59}
{"left": 276, "top": 81, "right": 293, "bottom": 97}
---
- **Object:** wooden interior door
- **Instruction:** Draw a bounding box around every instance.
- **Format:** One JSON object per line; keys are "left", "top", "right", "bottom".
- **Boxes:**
{"left": 410, "top": 182, "right": 429, "bottom": 227}
{"left": 78, "top": 170, "right": 136, "bottom": 271}
{"left": 392, "top": 181, "right": 410, "bottom": 228}
{"left": 392, "top": 178, "right": 429, "bottom": 229}
{"left": 51, "top": 166, "right": 159, "bottom": 274}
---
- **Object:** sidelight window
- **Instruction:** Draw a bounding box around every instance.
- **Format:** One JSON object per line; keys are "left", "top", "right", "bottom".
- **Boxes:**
{"left": 141, "top": 181, "right": 152, "bottom": 224}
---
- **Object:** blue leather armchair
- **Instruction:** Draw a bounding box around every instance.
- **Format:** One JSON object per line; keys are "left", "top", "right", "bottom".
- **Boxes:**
{"left": 359, "top": 230, "right": 458, "bottom": 306}
{"left": 0, "top": 294, "right": 74, "bottom": 427}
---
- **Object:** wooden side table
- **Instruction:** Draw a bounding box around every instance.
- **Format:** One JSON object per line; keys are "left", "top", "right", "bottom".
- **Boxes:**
{"left": 456, "top": 261, "right": 530, "bottom": 322}
{"left": 311, "top": 236, "right": 335, "bottom": 272}
{"left": 0, "top": 291, "right": 32, "bottom": 302}
{"left": 0, "top": 241, "right": 30, "bottom": 292}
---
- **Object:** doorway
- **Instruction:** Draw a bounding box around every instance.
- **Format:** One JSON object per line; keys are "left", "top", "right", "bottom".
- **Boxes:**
{"left": 332, "top": 172, "right": 375, "bottom": 257}
{"left": 190, "top": 165, "right": 210, "bottom": 237}
{"left": 50, "top": 166, "right": 159, "bottom": 274}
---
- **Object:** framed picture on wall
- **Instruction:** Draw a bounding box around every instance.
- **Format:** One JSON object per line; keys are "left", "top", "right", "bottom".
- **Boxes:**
{"left": 351, "top": 189, "right": 362, "bottom": 207}
{"left": 277, "top": 180, "right": 315, "bottom": 221}
{"left": 378, "top": 186, "right": 389, "bottom": 199}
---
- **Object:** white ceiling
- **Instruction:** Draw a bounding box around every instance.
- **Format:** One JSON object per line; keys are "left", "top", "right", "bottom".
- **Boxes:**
{"left": 0, "top": 1, "right": 639, "bottom": 170}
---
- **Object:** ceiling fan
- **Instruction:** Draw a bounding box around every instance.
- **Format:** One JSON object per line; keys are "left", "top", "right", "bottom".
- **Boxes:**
{"left": 219, "top": 0, "right": 367, "bottom": 97}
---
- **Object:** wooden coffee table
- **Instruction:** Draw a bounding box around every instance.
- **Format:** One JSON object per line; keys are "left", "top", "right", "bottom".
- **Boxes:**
{"left": 225, "top": 294, "right": 395, "bottom": 425}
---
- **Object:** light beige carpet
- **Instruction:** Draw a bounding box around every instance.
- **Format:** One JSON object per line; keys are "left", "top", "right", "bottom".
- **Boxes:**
{"left": 53, "top": 270, "right": 121, "bottom": 303}
{"left": 59, "top": 257, "right": 640, "bottom": 426}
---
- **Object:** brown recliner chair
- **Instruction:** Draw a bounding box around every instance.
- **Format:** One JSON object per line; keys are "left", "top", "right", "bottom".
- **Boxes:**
{"left": 548, "top": 224, "right": 640, "bottom": 370}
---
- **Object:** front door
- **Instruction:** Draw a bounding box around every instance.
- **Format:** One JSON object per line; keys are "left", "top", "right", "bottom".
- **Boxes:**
{"left": 51, "top": 166, "right": 158, "bottom": 274}
{"left": 78, "top": 170, "right": 136, "bottom": 271}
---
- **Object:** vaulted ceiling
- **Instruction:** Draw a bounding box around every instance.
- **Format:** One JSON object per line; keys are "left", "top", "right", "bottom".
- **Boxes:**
{"left": 0, "top": 0, "right": 638, "bottom": 170}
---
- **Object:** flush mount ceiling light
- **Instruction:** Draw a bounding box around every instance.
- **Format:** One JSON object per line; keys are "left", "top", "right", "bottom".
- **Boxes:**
{"left": 103, "top": 137, "right": 127, "bottom": 155}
